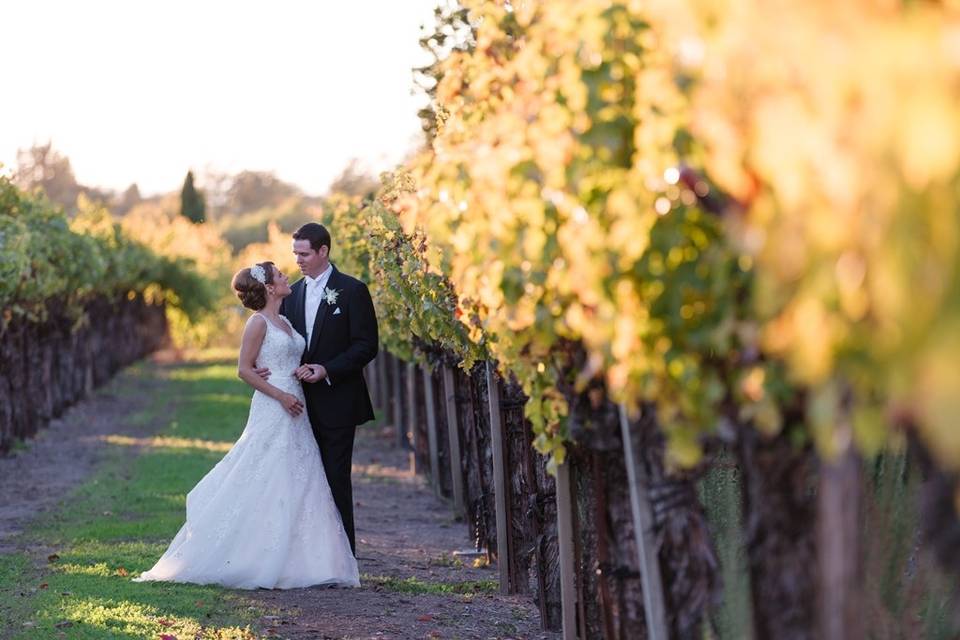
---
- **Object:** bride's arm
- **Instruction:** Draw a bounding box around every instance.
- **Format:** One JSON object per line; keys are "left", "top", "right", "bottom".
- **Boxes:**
{"left": 237, "top": 315, "right": 304, "bottom": 416}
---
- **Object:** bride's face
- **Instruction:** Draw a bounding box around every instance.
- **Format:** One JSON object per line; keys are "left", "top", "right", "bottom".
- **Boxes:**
{"left": 269, "top": 266, "right": 292, "bottom": 298}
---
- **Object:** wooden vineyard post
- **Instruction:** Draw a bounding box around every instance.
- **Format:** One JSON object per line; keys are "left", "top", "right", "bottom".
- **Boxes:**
{"left": 378, "top": 352, "right": 389, "bottom": 421}
{"left": 407, "top": 361, "right": 419, "bottom": 473}
{"left": 383, "top": 352, "right": 396, "bottom": 426}
{"left": 365, "top": 359, "right": 378, "bottom": 411}
{"left": 377, "top": 347, "right": 389, "bottom": 414}
{"left": 818, "top": 438, "right": 864, "bottom": 640}
{"left": 373, "top": 347, "right": 390, "bottom": 413}
{"left": 442, "top": 364, "right": 465, "bottom": 514}
{"left": 485, "top": 360, "right": 511, "bottom": 595}
{"left": 363, "top": 360, "right": 379, "bottom": 407}
{"left": 391, "top": 354, "right": 405, "bottom": 448}
{"left": 422, "top": 364, "right": 441, "bottom": 496}
{"left": 555, "top": 459, "right": 577, "bottom": 640}
{"left": 381, "top": 352, "right": 388, "bottom": 410}
{"left": 619, "top": 404, "right": 668, "bottom": 640}
{"left": 410, "top": 365, "right": 435, "bottom": 474}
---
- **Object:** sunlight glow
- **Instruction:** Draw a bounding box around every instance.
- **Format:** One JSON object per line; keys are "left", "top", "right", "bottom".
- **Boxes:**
{"left": 0, "top": 0, "right": 439, "bottom": 195}
{"left": 98, "top": 434, "right": 233, "bottom": 453}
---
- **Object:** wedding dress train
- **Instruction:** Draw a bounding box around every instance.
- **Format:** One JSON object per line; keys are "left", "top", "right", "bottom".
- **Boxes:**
{"left": 134, "top": 313, "right": 359, "bottom": 589}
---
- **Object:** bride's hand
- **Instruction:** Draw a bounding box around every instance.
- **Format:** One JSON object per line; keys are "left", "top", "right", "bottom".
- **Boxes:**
{"left": 279, "top": 393, "right": 304, "bottom": 417}
{"left": 293, "top": 364, "right": 311, "bottom": 380}
{"left": 294, "top": 364, "right": 324, "bottom": 383}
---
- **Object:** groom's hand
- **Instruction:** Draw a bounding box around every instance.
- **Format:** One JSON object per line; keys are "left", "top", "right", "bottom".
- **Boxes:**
{"left": 295, "top": 364, "right": 326, "bottom": 383}
{"left": 253, "top": 365, "right": 271, "bottom": 380}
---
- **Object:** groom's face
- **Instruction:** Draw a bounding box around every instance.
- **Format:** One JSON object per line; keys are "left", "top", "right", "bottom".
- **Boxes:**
{"left": 293, "top": 239, "right": 328, "bottom": 277}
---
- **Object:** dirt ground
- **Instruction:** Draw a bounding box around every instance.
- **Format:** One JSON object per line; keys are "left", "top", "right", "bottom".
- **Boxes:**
{"left": 0, "top": 369, "right": 160, "bottom": 555}
{"left": 0, "top": 361, "right": 559, "bottom": 640}
{"left": 248, "top": 422, "right": 559, "bottom": 640}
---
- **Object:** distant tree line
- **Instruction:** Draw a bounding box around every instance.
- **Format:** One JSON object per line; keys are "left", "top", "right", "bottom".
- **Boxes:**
{"left": 7, "top": 142, "right": 379, "bottom": 223}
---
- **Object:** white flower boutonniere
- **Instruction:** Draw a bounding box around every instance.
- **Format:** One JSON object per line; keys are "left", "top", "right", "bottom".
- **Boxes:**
{"left": 323, "top": 286, "right": 340, "bottom": 306}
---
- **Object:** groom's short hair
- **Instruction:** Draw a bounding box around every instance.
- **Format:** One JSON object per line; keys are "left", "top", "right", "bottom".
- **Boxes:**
{"left": 293, "top": 223, "right": 331, "bottom": 254}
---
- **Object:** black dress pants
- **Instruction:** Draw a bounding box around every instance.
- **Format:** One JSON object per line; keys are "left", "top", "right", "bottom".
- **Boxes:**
{"left": 314, "top": 425, "right": 357, "bottom": 555}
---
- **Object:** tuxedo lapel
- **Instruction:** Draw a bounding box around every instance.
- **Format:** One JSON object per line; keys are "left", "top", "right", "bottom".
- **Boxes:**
{"left": 308, "top": 298, "right": 328, "bottom": 355}
{"left": 289, "top": 279, "right": 308, "bottom": 340}
{"left": 308, "top": 266, "right": 340, "bottom": 356}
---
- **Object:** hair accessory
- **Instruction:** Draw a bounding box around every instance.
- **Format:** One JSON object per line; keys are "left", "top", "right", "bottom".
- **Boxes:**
{"left": 249, "top": 264, "right": 267, "bottom": 285}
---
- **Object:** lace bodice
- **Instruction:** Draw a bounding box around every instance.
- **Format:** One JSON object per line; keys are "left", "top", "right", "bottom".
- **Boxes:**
{"left": 255, "top": 313, "right": 306, "bottom": 396}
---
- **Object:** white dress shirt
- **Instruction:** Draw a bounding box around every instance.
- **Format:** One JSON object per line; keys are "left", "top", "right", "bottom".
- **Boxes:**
{"left": 303, "top": 264, "right": 333, "bottom": 385}
{"left": 303, "top": 263, "right": 333, "bottom": 348}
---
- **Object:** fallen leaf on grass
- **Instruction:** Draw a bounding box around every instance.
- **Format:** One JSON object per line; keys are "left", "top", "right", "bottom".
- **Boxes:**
{"left": 39, "top": 583, "right": 48, "bottom": 589}
{"left": 116, "top": 567, "right": 129, "bottom": 577}
{"left": 47, "top": 554, "right": 60, "bottom": 562}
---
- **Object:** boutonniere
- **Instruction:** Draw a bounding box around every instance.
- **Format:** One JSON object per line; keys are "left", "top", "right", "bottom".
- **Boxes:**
{"left": 323, "top": 286, "right": 340, "bottom": 306}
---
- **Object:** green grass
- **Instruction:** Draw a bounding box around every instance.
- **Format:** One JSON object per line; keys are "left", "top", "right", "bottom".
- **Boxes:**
{"left": 361, "top": 574, "right": 497, "bottom": 596}
{"left": 8, "top": 439, "right": 29, "bottom": 454}
{"left": 0, "top": 356, "right": 273, "bottom": 639}
{"left": 427, "top": 552, "right": 465, "bottom": 569}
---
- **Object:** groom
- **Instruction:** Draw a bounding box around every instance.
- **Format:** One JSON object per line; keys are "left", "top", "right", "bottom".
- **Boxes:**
{"left": 269, "top": 222, "right": 378, "bottom": 555}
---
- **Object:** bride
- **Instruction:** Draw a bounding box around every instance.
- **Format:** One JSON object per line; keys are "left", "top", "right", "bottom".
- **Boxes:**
{"left": 133, "top": 261, "right": 360, "bottom": 589}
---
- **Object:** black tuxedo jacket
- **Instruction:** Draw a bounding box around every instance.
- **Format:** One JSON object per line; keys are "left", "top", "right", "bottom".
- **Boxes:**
{"left": 280, "top": 265, "right": 378, "bottom": 430}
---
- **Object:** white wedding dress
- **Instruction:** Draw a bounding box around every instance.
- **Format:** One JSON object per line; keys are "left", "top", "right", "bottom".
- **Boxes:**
{"left": 134, "top": 313, "right": 360, "bottom": 589}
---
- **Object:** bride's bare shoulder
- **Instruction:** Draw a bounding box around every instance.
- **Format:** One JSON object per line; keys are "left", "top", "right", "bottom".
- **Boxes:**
{"left": 242, "top": 313, "right": 268, "bottom": 335}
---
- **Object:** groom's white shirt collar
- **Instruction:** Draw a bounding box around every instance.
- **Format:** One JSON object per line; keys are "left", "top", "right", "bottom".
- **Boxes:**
{"left": 304, "top": 263, "right": 333, "bottom": 290}
{"left": 304, "top": 265, "right": 333, "bottom": 340}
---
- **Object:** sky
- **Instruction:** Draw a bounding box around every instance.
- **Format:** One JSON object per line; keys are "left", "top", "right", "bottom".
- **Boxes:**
{"left": 0, "top": 0, "right": 441, "bottom": 196}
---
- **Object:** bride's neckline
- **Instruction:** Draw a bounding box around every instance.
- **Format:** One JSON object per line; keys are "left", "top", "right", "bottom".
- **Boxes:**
{"left": 256, "top": 312, "right": 293, "bottom": 338}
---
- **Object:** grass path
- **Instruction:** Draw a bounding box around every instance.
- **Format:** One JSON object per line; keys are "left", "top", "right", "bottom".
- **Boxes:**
{"left": 0, "top": 355, "right": 555, "bottom": 640}
{"left": 1, "top": 357, "right": 272, "bottom": 638}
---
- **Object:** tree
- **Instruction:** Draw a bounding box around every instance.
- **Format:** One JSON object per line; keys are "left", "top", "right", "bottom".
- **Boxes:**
{"left": 113, "top": 183, "right": 142, "bottom": 216}
{"left": 223, "top": 170, "right": 300, "bottom": 216}
{"left": 180, "top": 171, "right": 206, "bottom": 224}
{"left": 327, "top": 159, "right": 379, "bottom": 199}
{"left": 13, "top": 142, "right": 81, "bottom": 212}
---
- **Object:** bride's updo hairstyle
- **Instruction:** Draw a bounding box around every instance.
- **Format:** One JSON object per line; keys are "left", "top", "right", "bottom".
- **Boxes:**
{"left": 232, "top": 261, "right": 276, "bottom": 311}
